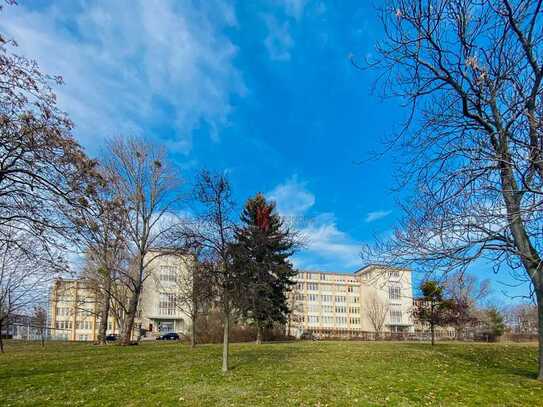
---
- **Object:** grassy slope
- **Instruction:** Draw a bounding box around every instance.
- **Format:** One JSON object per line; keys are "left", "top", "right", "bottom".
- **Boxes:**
{"left": 0, "top": 341, "right": 542, "bottom": 406}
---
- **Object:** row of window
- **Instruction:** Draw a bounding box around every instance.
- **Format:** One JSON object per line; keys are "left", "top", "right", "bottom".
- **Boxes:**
{"left": 299, "top": 294, "right": 360, "bottom": 303}
{"left": 56, "top": 321, "right": 72, "bottom": 330}
{"left": 56, "top": 320, "right": 95, "bottom": 330}
{"left": 306, "top": 316, "right": 360, "bottom": 325}
{"left": 297, "top": 282, "right": 358, "bottom": 292}
{"left": 56, "top": 307, "right": 71, "bottom": 316}
{"left": 56, "top": 307, "right": 95, "bottom": 317}
{"left": 297, "top": 272, "right": 358, "bottom": 283}
{"left": 78, "top": 309, "right": 94, "bottom": 317}
{"left": 76, "top": 320, "right": 92, "bottom": 330}
{"left": 307, "top": 305, "right": 361, "bottom": 313}
{"left": 303, "top": 312, "right": 402, "bottom": 325}
{"left": 363, "top": 270, "right": 401, "bottom": 281}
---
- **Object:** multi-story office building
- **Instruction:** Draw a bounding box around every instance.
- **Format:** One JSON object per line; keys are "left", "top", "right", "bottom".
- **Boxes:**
{"left": 49, "top": 253, "right": 191, "bottom": 341}
{"left": 50, "top": 255, "right": 413, "bottom": 341}
{"left": 288, "top": 265, "right": 414, "bottom": 337}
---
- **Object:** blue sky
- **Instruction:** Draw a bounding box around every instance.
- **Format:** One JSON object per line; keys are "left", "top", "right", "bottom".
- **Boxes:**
{"left": 0, "top": 1, "right": 533, "bottom": 301}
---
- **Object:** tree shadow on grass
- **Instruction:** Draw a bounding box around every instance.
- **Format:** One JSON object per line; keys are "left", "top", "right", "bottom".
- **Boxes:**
{"left": 399, "top": 342, "right": 539, "bottom": 380}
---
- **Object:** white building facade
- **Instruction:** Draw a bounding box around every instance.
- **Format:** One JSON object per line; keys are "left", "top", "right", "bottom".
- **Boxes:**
{"left": 49, "top": 253, "right": 192, "bottom": 341}
{"left": 289, "top": 265, "right": 414, "bottom": 338}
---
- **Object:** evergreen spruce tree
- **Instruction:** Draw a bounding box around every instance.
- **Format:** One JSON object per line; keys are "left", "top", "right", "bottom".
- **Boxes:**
{"left": 232, "top": 193, "right": 298, "bottom": 344}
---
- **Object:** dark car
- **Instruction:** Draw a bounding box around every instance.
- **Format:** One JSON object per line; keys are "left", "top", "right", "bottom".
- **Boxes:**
{"left": 300, "top": 332, "right": 318, "bottom": 341}
{"left": 156, "top": 332, "right": 180, "bottom": 341}
{"left": 105, "top": 334, "right": 118, "bottom": 342}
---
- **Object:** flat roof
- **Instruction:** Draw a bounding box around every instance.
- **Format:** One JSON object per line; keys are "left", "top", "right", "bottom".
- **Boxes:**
{"left": 299, "top": 264, "right": 411, "bottom": 276}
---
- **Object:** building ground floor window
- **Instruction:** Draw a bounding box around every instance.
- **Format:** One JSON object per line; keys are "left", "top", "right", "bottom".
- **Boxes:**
{"left": 388, "top": 324, "right": 411, "bottom": 333}
{"left": 147, "top": 318, "right": 185, "bottom": 335}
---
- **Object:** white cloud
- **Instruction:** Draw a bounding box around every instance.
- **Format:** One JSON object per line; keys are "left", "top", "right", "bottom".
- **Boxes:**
{"left": 277, "top": 0, "right": 309, "bottom": 20}
{"left": 365, "top": 210, "right": 392, "bottom": 223}
{"left": 267, "top": 176, "right": 315, "bottom": 217}
{"left": 0, "top": 0, "right": 245, "bottom": 153}
{"left": 263, "top": 15, "right": 294, "bottom": 61}
{"left": 262, "top": 0, "right": 314, "bottom": 62}
{"left": 267, "top": 177, "right": 362, "bottom": 271}
{"left": 295, "top": 213, "right": 362, "bottom": 270}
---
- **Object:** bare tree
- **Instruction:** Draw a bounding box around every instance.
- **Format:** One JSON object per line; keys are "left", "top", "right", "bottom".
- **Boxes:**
{"left": 365, "top": 293, "right": 389, "bottom": 340}
{"left": 444, "top": 272, "right": 491, "bottom": 339}
{"left": 0, "top": 4, "right": 97, "bottom": 249}
{"left": 71, "top": 169, "right": 128, "bottom": 344}
{"left": 362, "top": 0, "right": 543, "bottom": 379}
{"left": 185, "top": 170, "right": 238, "bottom": 372}
{"left": 504, "top": 303, "right": 538, "bottom": 334}
{"left": 33, "top": 306, "right": 47, "bottom": 348}
{"left": 0, "top": 228, "right": 63, "bottom": 352}
{"left": 105, "top": 136, "right": 182, "bottom": 345}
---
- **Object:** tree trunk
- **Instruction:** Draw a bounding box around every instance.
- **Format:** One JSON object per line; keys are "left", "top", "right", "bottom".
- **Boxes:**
{"left": 120, "top": 287, "right": 140, "bottom": 346}
{"left": 256, "top": 321, "right": 263, "bottom": 345}
{"left": 430, "top": 323, "right": 435, "bottom": 346}
{"left": 537, "top": 289, "right": 543, "bottom": 381}
{"left": 0, "top": 321, "right": 3, "bottom": 353}
{"left": 98, "top": 276, "right": 112, "bottom": 345}
{"left": 222, "top": 313, "right": 229, "bottom": 373}
{"left": 287, "top": 315, "right": 291, "bottom": 337}
{"left": 40, "top": 333, "right": 45, "bottom": 348}
{"left": 190, "top": 316, "right": 196, "bottom": 349}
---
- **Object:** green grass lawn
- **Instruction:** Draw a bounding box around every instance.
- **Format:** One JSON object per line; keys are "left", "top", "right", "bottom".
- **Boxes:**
{"left": 0, "top": 340, "right": 542, "bottom": 406}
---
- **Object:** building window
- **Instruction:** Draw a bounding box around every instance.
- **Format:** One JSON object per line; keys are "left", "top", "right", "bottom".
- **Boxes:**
{"left": 390, "top": 309, "right": 402, "bottom": 324}
{"left": 389, "top": 271, "right": 400, "bottom": 279}
{"left": 308, "top": 304, "right": 320, "bottom": 313}
{"left": 159, "top": 293, "right": 177, "bottom": 315}
{"left": 389, "top": 284, "right": 401, "bottom": 301}
{"left": 56, "top": 307, "right": 71, "bottom": 316}
{"left": 307, "top": 282, "right": 319, "bottom": 291}
{"left": 335, "top": 296, "right": 346, "bottom": 303}
{"left": 308, "top": 316, "right": 319, "bottom": 324}
{"left": 323, "top": 305, "right": 334, "bottom": 313}
{"left": 322, "top": 295, "right": 332, "bottom": 303}
{"left": 76, "top": 320, "right": 92, "bottom": 330}
{"left": 320, "top": 273, "right": 326, "bottom": 281}
{"left": 322, "top": 316, "right": 333, "bottom": 324}
{"left": 335, "top": 306, "right": 347, "bottom": 314}
{"left": 308, "top": 294, "right": 318, "bottom": 302}
{"left": 159, "top": 265, "right": 177, "bottom": 282}
{"left": 56, "top": 321, "right": 73, "bottom": 330}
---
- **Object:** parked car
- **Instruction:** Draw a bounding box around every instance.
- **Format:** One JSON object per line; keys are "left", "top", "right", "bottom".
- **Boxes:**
{"left": 156, "top": 332, "right": 180, "bottom": 341}
{"left": 105, "top": 334, "right": 118, "bottom": 342}
{"left": 300, "top": 332, "right": 318, "bottom": 341}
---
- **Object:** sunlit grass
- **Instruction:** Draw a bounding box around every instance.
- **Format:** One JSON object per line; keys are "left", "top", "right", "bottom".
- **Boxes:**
{"left": 1, "top": 340, "right": 541, "bottom": 406}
